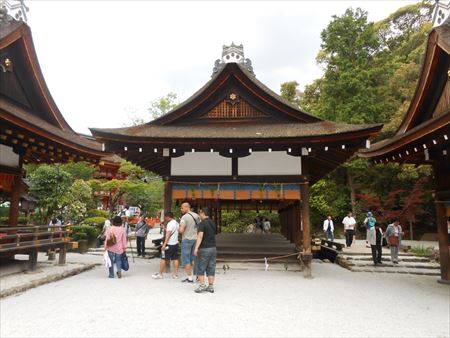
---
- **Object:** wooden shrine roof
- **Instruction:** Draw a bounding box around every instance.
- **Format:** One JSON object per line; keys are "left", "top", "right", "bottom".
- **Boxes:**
{"left": 360, "top": 23, "right": 450, "bottom": 164}
{"left": 92, "top": 121, "right": 381, "bottom": 140}
{"left": 0, "top": 19, "right": 104, "bottom": 163}
{"left": 91, "top": 48, "right": 382, "bottom": 182}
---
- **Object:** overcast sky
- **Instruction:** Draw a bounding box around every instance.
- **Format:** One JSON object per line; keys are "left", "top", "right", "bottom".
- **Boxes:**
{"left": 25, "top": 0, "right": 417, "bottom": 134}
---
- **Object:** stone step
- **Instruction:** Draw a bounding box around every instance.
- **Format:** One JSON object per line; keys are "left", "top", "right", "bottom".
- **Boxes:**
{"left": 348, "top": 266, "right": 441, "bottom": 276}
{"left": 86, "top": 251, "right": 157, "bottom": 259}
{"left": 341, "top": 251, "right": 412, "bottom": 256}
{"left": 343, "top": 255, "right": 431, "bottom": 263}
{"left": 345, "top": 261, "right": 440, "bottom": 270}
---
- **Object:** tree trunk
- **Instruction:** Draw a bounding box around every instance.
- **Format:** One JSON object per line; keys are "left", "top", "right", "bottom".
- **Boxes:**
{"left": 347, "top": 170, "right": 356, "bottom": 215}
{"left": 409, "top": 220, "right": 413, "bottom": 240}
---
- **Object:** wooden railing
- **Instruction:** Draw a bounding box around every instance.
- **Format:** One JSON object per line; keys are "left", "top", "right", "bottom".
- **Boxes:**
{"left": 0, "top": 225, "right": 70, "bottom": 270}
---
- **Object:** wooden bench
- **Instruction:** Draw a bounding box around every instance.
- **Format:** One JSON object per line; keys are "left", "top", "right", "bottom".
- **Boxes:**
{"left": 0, "top": 225, "right": 70, "bottom": 271}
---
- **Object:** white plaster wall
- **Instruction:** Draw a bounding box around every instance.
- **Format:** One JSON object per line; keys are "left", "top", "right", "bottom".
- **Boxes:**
{"left": 0, "top": 144, "right": 19, "bottom": 167}
{"left": 171, "top": 152, "right": 232, "bottom": 176}
{"left": 238, "top": 151, "right": 302, "bottom": 175}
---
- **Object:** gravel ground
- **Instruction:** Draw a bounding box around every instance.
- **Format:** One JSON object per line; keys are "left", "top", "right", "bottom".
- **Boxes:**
{"left": 1, "top": 254, "right": 449, "bottom": 338}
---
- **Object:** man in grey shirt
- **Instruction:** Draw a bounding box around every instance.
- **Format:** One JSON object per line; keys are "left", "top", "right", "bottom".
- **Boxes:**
{"left": 179, "top": 202, "right": 201, "bottom": 283}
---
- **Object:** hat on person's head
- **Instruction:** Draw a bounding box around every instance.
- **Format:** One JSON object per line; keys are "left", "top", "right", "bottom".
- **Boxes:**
{"left": 367, "top": 211, "right": 373, "bottom": 217}
{"left": 112, "top": 216, "right": 123, "bottom": 226}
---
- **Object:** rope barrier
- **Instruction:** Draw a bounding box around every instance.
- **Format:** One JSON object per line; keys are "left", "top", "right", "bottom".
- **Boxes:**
{"left": 216, "top": 251, "right": 302, "bottom": 263}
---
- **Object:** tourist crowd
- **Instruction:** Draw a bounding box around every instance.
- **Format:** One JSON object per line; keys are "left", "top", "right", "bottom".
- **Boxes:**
{"left": 323, "top": 211, "right": 404, "bottom": 265}
{"left": 100, "top": 202, "right": 217, "bottom": 294}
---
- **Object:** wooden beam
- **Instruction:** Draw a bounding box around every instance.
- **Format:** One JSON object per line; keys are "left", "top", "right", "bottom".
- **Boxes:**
{"left": 300, "top": 181, "right": 312, "bottom": 278}
{"left": 164, "top": 181, "right": 173, "bottom": 215}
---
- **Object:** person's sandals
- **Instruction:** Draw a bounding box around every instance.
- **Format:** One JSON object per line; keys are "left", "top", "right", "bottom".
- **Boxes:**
{"left": 152, "top": 273, "right": 163, "bottom": 279}
{"left": 182, "top": 278, "right": 194, "bottom": 283}
{"left": 172, "top": 275, "right": 179, "bottom": 279}
{"left": 205, "top": 285, "right": 214, "bottom": 293}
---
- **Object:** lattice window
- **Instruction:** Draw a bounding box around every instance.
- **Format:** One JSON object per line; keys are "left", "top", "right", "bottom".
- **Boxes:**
{"left": 201, "top": 94, "right": 267, "bottom": 119}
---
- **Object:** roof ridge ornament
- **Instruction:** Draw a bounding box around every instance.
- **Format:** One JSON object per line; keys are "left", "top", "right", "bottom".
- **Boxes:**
{"left": 432, "top": 0, "right": 450, "bottom": 27}
{"left": 0, "top": 0, "right": 29, "bottom": 25}
{"left": 212, "top": 42, "right": 255, "bottom": 76}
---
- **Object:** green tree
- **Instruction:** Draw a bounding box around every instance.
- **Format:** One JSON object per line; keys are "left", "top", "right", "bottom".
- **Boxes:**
{"left": 60, "top": 179, "right": 94, "bottom": 222}
{"left": 313, "top": 8, "right": 391, "bottom": 124}
{"left": 118, "top": 160, "right": 146, "bottom": 180}
{"left": 59, "top": 161, "right": 96, "bottom": 181}
{"left": 28, "top": 165, "right": 73, "bottom": 220}
{"left": 148, "top": 92, "right": 179, "bottom": 120}
{"left": 280, "top": 81, "right": 301, "bottom": 106}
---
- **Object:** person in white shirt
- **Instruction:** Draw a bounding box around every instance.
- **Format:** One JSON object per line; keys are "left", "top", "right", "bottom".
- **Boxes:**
{"left": 342, "top": 211, "right": 357, "bottom": 248}
{"left": 152, "top": 211, "right": 180, "bottom": 279}
{"left": 323, "top": 216, "right": 334, "bottom": 241}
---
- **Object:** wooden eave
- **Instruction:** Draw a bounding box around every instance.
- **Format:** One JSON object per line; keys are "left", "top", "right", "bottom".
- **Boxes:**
{"left": 0, "top": 21, "right": 73, "bottom": 131}
{"left": 397, "top": 25, "right": 450, "bottom": 133}
{"left": 360, "top": 110, "right": 450, "bottom": 164}
{"left": 1, "top": 97, "right": 104, "bottom": 161}
{"left": 361, "top": 24, "right": 450, "bottom": 164}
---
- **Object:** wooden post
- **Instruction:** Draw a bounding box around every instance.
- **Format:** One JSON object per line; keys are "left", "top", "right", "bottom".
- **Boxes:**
{"left": 435, "top": 201, "right": 449, "bottom": 283}
{"left": 28, "top": 248, "right": 38, "bottom": 271}
{"left": 433, "top": 151, "right": 450, "bottom": 284}
{"left": 218, "top": 207, "right": 222, "bottom": 234}
{"left": 58, "top": 243, "right": 67, "bottom": 265}
{"left": 300, "top": 182, "right": 312, "bottom": 278}
{"left": 9, "top": 174, "right": 21, "bottom": 227}
{"left": 164, "top": 181, "right": 173, "bottom": 215}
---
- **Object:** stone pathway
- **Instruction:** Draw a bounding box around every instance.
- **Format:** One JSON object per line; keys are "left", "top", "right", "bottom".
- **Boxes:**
{"left": 2, "top": 256, "right": 449, "bottom": 338}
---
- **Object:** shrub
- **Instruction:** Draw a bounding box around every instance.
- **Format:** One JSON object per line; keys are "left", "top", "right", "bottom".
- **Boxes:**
{"left": 0, "top": 216, "right": 29, "bottom": 225}
{"left": 82, "top": 217, "right": 107, "bottom": 227}
{"left": 70, "top": 225, "right": 100, "bottom": 241}
{"left": 72, "top": 231, "right": 88, "bottom": 241}
{"left": 86, "top": 209, "right": 109, "bottom": 218}
{"left": 0, "top": 207, "right": 9, "bottom": 217}
{"left": 410, "top": 246, "right": 434, "bottom": 257}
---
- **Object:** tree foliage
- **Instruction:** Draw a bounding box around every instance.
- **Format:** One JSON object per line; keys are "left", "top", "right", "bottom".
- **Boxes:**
{"left": 296, "top": 3, "right": 435, "bottom": 235}
{"left": 280, "top": 81, "right": 302, "bottom": 106}
{"left": 148, "top": 92, "right": 179, "bottom": 120}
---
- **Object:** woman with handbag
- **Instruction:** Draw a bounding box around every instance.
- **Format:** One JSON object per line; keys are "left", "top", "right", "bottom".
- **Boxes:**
{"left": 104, "top": 216, "right": 127, "bottom": 278}
{"left": 384, "top": 220, "right": 403, "bottom": 264}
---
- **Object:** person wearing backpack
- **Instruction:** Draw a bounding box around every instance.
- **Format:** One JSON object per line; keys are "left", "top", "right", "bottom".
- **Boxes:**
{"left": 179, "top": 202, "right": 201, "bottom": 283}
{"left": 104, "top": 216, "right": 127, "bottom": 278}
{"left": 364, "top": 211, "right": 377, "bottom": 249}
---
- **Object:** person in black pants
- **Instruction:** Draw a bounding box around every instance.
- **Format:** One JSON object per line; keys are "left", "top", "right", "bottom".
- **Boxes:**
{"left": 371, "top": 224, "right": 383, "bottom": 265}
{"left": 135, "top": 216, "right": 149, "bottom": 257}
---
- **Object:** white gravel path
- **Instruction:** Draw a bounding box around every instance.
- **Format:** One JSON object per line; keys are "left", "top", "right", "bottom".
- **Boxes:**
{"left": 1, "top": 255, "right": 449, "bottom": 338}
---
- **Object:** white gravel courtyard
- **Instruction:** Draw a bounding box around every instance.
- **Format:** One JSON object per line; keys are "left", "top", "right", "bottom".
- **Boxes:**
{"left": 1, "top": 255, "right": 449, "bottom": 338}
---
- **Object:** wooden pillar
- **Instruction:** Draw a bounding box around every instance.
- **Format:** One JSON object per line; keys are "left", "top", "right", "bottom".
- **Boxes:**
{"left": 300, "top": 181, "right": 312, "bottom": 278}
{"left": 295, "top": 202, "right": 302, "bottom": 246}
{"left": 163, "top": 181, "right": 172, "bottom": 215}
{"left": 28, "top": 248, "right": 38, "bottom": 271}
{"left": 435, "top": 201, "right": 449, "bottom": 283}
{"left": 58, "top": 244, "right": 67, "bottom": 265}
{"left": 218, "top": 207, "right": 222, "bottom": 234}
{"left": 9, "top": 174, "right": 21, "bottom": 227}
{"left": 433, "top": 151, "right": 450, "bottom": 284}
